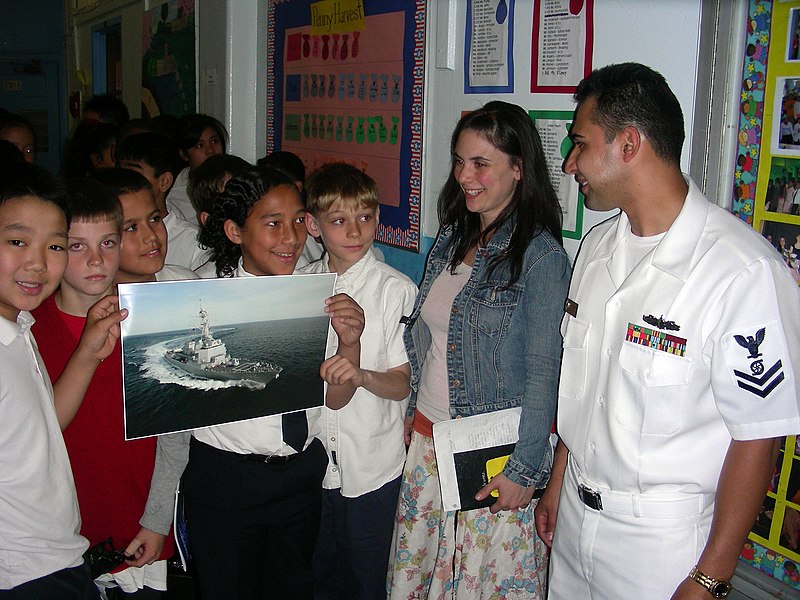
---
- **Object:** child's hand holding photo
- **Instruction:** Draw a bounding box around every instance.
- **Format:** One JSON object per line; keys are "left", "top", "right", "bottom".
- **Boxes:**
{"left": 77, "top": 295, "right": 128, "bottom": 362}
{"left": 324, "top": 292, "right": 364, "bottom": 347}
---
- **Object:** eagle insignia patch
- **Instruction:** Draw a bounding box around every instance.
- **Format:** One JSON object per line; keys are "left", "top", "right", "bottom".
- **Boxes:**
{"left": 731, "top": 327, "right": 784, "bottom": 397}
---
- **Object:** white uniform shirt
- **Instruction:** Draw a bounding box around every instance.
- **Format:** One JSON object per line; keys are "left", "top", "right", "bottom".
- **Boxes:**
{"left": 192, "top": 261, "right": 321, "bottom": 455}
{"left": 558, "top": 178, "right": 800, "bottom": 496}
{"left": 300, "top": 251, "right": 417, "bottom": 497}
{"left": 0, "top": 312, "right": 87, "bottom": 589}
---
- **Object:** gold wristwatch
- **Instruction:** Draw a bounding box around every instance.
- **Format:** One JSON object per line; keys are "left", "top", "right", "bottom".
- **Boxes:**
{"left": 688, "top": 566, "right": 732, "bottom": 598}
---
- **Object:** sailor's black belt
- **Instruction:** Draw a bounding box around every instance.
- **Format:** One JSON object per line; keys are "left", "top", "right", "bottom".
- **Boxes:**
{"left": 575, "top": 482, "right": 714, "bottom": 517}
{"left": 578, "top": 484, "right": 603, "bottom": 510}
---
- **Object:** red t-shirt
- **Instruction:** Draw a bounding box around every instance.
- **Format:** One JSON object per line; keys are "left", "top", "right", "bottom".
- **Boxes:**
{"left": 31, "top": 295, "right": 174, "bottom": 563}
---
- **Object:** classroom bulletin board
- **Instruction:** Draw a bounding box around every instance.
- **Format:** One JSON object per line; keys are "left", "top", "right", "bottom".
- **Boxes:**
{"left": 733, "top": 0, "right": 800, "bottom": 591}
{"left": 266, "top": 0, "right": 425, "bottom": 252}
{"left": 141, "top": 0, "right": 197, "bottom": 117}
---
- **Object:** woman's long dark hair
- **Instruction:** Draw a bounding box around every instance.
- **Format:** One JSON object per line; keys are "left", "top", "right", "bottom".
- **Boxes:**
{"left": 198, "top": 167, "right": 295, "bottom": 278}
{"left": 438, "top": 101, "right": 562, "bottom": 286}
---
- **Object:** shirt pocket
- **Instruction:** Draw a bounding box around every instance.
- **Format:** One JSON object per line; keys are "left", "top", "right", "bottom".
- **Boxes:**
{"left": 470, "top": 283, "right": 522, "bottom": 337}
{"left": 559, "top": 315, "right": 590, "bottom": 400}
{"left": 614, "top": 341, "right": 693, "bottom": 435}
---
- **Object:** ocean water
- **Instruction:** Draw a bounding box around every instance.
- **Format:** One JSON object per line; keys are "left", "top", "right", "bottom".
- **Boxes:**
{"left": 122, "top": 316, "right": 327, "bottom": 439}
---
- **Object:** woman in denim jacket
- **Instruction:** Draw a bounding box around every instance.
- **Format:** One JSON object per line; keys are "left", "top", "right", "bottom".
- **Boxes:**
{"left": 387, "top": 102, "right": 570, "bottom": 599}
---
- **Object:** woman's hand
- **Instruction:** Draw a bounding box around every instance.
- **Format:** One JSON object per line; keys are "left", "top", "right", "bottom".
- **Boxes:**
{"left": 475, "top": 473, "right": 535, "bottom": 514}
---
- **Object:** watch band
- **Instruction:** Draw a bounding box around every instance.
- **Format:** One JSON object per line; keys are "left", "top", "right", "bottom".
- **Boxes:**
{"left": 688, "top": 566, "right": 732, "bottom": 598}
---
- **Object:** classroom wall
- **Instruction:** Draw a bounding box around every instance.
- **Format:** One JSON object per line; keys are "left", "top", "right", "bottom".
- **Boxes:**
{"left": 385, "top": 0, "right": 706, "bottom": 281}
{"left": 140, "top": 0, "right": 711, "bottom": 282}
{"left": 63, "top": 0, "right": 714, "bottom": 283}
{"left": 67, "top": 0, "right": 228, "bottom": 131}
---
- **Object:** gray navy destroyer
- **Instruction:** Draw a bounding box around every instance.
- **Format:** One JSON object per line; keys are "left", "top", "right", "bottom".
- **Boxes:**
{"left": 164, "top": 303, "right": 282, "bottom": 385}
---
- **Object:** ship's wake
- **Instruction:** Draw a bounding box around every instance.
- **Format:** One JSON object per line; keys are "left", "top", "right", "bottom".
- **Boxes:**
{"left": 135, "top": 338, "right": 267, "bottom": 391}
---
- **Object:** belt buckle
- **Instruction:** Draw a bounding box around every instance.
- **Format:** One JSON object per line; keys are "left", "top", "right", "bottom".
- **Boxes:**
{"left": 578, "top": 484, "right": 603, "bottom": 510}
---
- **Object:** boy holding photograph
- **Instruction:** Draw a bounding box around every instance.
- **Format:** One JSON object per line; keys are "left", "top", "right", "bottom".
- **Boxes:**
{"left": 32, "top": 178, "right": 174, "bottom": 598}
{"left": 300, "top": 162, "right": 417, "bottom": 599}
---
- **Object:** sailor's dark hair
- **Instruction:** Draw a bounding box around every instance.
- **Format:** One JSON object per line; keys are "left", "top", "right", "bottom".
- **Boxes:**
{"left": 198, "top": 167, "right": 297, "bottom": 278}
{"left": 574, "top": 62, "right": 685, "bottom": 165}
{"left": 0, "top": 162, "right": 70, "bottom": 226}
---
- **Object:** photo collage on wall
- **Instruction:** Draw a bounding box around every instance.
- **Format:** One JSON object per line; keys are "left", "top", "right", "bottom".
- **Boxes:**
{"left": 751, "top": 3, "right": 800, "bottom": 286}
{"left": 735, "top": 1, "right": 800, "bottom": 591}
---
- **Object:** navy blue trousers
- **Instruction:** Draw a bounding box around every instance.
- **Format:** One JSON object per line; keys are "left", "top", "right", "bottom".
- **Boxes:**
{"left": 183, "top": 437, "right": 327, "bottom": 600}
{"left": 312, "top": 476, "right": 402, "bottom": 600}
{"left": 0, "top": 563, "right": 99, "bottom": 600}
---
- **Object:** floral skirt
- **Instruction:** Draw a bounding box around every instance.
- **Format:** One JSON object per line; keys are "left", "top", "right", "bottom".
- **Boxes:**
{"left": 387, "top": 431, "right": 547, "bottom": 600}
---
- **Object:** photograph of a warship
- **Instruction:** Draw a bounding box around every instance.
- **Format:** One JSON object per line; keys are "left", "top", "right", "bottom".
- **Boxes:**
{"left": 164, "top": 302, "right": 283, "bottom": 384}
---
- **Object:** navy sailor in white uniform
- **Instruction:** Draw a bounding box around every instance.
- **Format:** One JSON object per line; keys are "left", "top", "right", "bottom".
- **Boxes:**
{"left": 535, "top": 63, "right": 800, "bottom": 600}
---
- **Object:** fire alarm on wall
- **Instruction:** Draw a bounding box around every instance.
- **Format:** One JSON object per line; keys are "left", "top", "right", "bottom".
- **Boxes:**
{"left": 69, "top": 91, "right": 81, "bottom": 119}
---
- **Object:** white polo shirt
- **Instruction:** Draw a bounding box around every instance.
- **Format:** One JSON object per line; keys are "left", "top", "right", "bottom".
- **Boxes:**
{"left": 300, "top": 251, "right": 417, "bottom": 497}
{"left": 165, "top": 168, "right": 194, "bottom": 224}
{"left": 164, "top": 211, "right": 211, "bottom": 271}
{"left": 558, "top": 178, "right": 800, "bottom": 496}
{"left": 0, "top": 312, "right": 87, "bottom": 589}
{"left": 192, "top": 261, "right": 321, "bottom": 455}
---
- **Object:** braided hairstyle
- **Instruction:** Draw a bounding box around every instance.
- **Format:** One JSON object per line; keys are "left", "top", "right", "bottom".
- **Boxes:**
{"left": 198, "top": 167, "right": 296, "bottom": 277}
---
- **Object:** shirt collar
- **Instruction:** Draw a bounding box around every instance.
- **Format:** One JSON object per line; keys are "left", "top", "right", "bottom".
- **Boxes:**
{"left": 235, "top": 258, "right": 256, "bottom": 278}
{"left": 0, "top": 311, "right": 32, "bottom": 346}
{"left": 333, "top": 251, "right": 376, "bottom": 293}
{"left": 602, "top": 175, "right": 709, "bottom": 282}
{"left": 235, "top": 257, "right": 301, "bottom": 278}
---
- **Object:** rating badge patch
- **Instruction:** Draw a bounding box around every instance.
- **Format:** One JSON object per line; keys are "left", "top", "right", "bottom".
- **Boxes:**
{"left": 730, "top": 326, "right": 785, "bottom": 398}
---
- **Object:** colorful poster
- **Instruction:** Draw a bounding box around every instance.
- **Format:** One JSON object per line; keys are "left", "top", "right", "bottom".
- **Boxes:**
{"left": 529, "top": 109, "right": 583, "bottom": 239}
{"left": 531, "top": 0, "right": 593, "bottom": 94}
{"left": 465, "top": 0, "right": 515, "bottom": 93}
{"left": 268, "top": 0, "right": 425, "bottom": 252}
{"left": 141, "top": 0, "right": 197, "bottom": 117}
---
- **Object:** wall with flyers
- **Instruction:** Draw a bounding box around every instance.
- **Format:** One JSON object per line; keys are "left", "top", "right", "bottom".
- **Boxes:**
{"left": 265, "top": 0, "right": 706, "bottom": 281}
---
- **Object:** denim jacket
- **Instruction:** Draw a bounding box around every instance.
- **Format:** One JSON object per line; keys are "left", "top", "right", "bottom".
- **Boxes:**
{"left": 404, "top": 220, "right": 571, "bottom": 487}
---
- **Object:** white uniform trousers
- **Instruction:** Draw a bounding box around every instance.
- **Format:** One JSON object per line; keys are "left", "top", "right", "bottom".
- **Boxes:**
{"left": 548, "top": 459, "right": 714, "bottom": 599}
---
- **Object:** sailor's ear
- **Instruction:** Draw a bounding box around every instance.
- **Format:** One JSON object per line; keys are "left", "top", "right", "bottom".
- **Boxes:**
{"left": 223, "top": 219, "right": 242, "bottom": 245}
